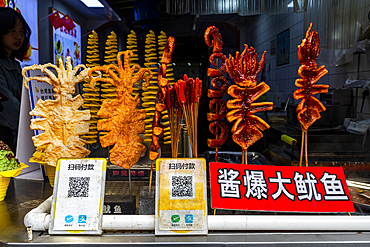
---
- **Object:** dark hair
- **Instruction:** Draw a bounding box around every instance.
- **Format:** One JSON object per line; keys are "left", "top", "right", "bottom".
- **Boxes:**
{"left": 0, "top": 7, "right": 31, "bottom": 61}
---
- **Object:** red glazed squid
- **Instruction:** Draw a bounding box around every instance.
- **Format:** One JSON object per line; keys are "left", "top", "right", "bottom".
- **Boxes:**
{"left": 294, "top": 23, "right": 328, "bottom": 166}
{"left": 225, "top": 44, "right": 273, "bottom": 164}
{"left": 204, "top": 26, "right": 229, "bottom": 160}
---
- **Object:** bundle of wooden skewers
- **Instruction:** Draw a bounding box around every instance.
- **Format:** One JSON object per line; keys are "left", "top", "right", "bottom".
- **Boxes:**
{"left": 164, "top": 84, "right": 183, "bottom": 158}
{"left": 174, "top": 75, "right": 202, "bottom": 158}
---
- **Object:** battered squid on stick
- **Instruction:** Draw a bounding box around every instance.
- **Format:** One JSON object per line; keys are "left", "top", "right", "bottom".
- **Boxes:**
{"left": 294, "top": 23, "right": 328, "bottom": 167}
{"left": 225, "top": 45, "right": 273, "bottom": 164}
{"left": 204, "top": 26, "right": 229, "bottom": 162}
{"left": 148, "top": 37, "right": 175, "bottom": 192}
{"left": 22, "top": 57, "right": 99, "bottom": 167}
{"left": 88, "top": 51, "right": 152, "bottom": 170}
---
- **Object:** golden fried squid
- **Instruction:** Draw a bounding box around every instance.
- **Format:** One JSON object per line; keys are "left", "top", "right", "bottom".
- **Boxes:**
{"left": 225, "top": 45, "right": 273, "bottom": 164}
{"left": 89, "top": 51, "right": 152, "bottom": 169}
{"left": 294, "top": 23, "right": 328, "bottom": 166}
{"left": 22, "top": 57, "right": 97, "bottom": 167}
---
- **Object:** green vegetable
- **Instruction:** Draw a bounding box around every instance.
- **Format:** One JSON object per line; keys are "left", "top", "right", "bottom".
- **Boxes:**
{"left": 0, "top": 150, "right": 20, "bottom": 172}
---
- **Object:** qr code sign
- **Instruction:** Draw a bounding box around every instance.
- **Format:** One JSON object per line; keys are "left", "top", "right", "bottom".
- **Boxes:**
{"left": 67, "top": 177, "right": 90, "bottom": 197}
{"left": 170, "top": 174, "right": 195, "bottom": 199}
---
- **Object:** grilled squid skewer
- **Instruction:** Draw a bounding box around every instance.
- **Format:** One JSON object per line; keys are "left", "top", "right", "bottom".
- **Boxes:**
{"left": 294, "top": 23, "right": 328, "bottom": 166}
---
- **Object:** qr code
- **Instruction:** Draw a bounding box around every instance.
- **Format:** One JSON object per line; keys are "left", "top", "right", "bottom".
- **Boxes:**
{"left": 67, "top": 177, "right": 90, "bottom": 197}
{"left": 170, "top": 175, "right": 195, "bottom": 199}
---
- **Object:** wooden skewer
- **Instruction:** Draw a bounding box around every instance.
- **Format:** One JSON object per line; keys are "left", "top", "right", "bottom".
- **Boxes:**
{"left": 242, "top": 149, "right": 245, "bottom": 164}
{"left": 299, "top": 129, "right": 304, "bottom": 167}
{"left": 305, "top": 131, "right": 308, "bottom": 167}
{"left": 183, "top": 104, "right": 195, "bottom": 156}
{"left": 215, "top": 147, "right": 219, "bottom": 162}
{"left": 194, "top": 102, "right": 199, "bottom": 158}
{"left": 129, "top": 167, "right": 132, "bottom": 200}
{"left": 191, "top": 102, "right": 197, "bottom": 158}
{"left": 169, "top": 107, "right": 175, "bottom": 158}
{"left": 149, "top": 160, "right": 154, "bottom": 192}
{"left": 191, "top": 103, "right": 196, "bottom": 157}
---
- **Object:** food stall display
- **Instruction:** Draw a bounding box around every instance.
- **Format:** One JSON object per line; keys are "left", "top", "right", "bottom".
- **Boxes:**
{"left": 204, "top": 26, "right": 229, "bottom": 162}
{"left": 81, "top": 30, "right": 101, "bottom": 144}
{"left": 88, "top": 51, "right": 152, "bottom": 169}
{"left": 293, "top": 23, "right": 329, "bottom": 166}
{"left": 22, "top": 57, "right": 95, "bottom": 168}
{"left": 225, "top": 45, "right": 273, "bottom": 164}
{"left": 0, "top": 1, "right": 366, "bottom": 241}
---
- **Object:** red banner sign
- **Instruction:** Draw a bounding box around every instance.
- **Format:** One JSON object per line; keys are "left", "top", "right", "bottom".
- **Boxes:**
{"left": 210, "top": 162, "right": 355, "bottom": 212}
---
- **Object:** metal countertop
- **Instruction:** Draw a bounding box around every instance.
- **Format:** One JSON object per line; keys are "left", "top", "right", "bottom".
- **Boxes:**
{"left": 2, "top": 179, "right": 370, "bottom": 246}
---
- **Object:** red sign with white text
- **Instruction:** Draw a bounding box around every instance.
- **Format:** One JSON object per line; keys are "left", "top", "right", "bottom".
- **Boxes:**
{"left": 210, "top": 162, "right": 354, "bottom": 212}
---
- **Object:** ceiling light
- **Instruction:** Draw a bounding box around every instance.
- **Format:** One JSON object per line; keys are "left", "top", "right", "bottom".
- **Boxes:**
{"left": 80, "top": 0, "right": 104, "bottom": 7}
{"left": 188, "top": 63, "right": 191, "bottom": 66}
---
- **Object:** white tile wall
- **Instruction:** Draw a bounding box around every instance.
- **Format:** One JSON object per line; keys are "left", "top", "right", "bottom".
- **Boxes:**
{"left": 241, "top": 5, "right": 370, "bottom": 116}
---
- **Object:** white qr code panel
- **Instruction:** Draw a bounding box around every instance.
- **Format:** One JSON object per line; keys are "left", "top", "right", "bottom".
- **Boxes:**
{"left": 169, "top": 174, "right": 195, "bottom": 200}
{"left": 155, "top": 158, "right": 207, "bottom": 235}
{"left": 67, "top": 177, "right": 90, "bottom": 197}
{"left": 49, "top": 158, "right": 106, "bottom": 235}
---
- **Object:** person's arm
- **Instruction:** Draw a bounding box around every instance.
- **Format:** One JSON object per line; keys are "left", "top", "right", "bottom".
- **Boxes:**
{"left": 0, "top": 73, "right": 21, "bottom": 131}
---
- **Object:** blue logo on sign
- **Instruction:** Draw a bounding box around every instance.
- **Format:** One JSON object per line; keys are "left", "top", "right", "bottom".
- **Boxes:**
{"left": 65, "top": 215, "right": 74, "bottom": 223}
{"left": 185, "top": 214, "right": 193, "bottom": 223}
{"left": 78, "top": 215, "right": 87, "bottom": 223}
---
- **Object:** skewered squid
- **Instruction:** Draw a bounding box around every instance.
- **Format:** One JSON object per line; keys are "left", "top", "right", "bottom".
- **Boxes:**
{"left": 225, "top": 45, "right": 273, "bottom": 163}
{"left": 147, "top": 37, "right": 175, "bottom": 192}
{"left": 204, "top": 26, "right": 229, "bottom": 157}
{"left": 22, "top": 57, "right": 97, "bottom": 167}
{"left": 149, "top": 36, "right": 175, "bottom": 161}
{"left": 89, "top": 51, "right": 152, "bottom": 169}
{"left": 294, "top": 23, "right": 328, "bottom": 166}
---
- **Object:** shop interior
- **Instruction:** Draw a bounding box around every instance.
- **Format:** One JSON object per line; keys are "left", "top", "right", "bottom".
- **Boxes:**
{"left": 2, "top": 0, "right": 370, "bottom": 245}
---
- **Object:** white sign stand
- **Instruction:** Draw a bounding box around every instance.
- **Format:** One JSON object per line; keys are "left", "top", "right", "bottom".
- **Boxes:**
{"left": 155, "top": 158, "right": 208, "bottom": 235}
{"left": 49, "top": 158, "right": 106, "bottom": 235}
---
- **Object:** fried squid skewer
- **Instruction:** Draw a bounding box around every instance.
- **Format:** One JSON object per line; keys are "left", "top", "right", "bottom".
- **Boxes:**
{"left": 294, "top": 23, "right": 328, "bottom": 166}
{"left": 148, "top": 37, "right": 175, "bottom": 191}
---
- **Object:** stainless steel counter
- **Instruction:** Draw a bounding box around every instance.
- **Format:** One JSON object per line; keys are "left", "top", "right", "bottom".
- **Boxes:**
{"left": 2, "top": 179, "right": 370, "bottom": 246}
